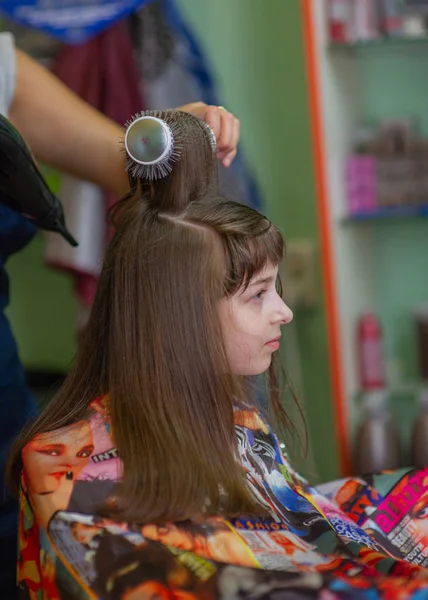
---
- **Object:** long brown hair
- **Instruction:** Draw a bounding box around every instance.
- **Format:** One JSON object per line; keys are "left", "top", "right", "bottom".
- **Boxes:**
{"left": 7, "top": 111, "right": 290, "bottom": 523}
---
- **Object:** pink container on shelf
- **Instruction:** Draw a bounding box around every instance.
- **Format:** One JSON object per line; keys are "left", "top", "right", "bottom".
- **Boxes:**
{"left": 345, "top": 155, "right": 378, "bottom": 216}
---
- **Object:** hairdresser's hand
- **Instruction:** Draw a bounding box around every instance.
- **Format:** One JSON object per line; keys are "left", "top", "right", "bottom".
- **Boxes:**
{"left": 178, "top": 102, "right": 240, "bottom": 168}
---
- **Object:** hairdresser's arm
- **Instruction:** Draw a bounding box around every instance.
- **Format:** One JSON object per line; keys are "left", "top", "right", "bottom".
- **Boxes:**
{"left": 8, "top": 49, "right": 240, "bottom": 197}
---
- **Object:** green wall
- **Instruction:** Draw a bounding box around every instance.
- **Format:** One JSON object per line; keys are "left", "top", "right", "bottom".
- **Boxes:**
{"left": 5, "top": 165, "right": 77, "bottom": 372}
{"left": 5, "top": 233, "right": 77, "bottom": 372}
{"left": 6, "top": 1, "right": 340, "bottom": 481}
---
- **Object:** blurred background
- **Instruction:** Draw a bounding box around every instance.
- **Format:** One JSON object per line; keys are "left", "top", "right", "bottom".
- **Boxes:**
{"left": 2, "top": 0, "right": 428, "bottom": 484}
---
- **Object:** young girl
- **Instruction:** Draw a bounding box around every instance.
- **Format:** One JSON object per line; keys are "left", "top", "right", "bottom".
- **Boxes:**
{"left": 9, "top": 111, "right": 428, "bottom": 599}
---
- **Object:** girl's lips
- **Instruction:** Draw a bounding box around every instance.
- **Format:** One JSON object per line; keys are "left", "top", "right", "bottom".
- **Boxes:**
{"left": 265, "top": 336, "right": 281, "bottom": 350}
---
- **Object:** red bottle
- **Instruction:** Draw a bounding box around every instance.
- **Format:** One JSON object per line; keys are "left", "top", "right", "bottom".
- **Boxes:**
{"left": 357, "top": 313, "right": 386, "bottom": 390}
{"left": 328, "top": 0, "right": 353, "bottom": 43}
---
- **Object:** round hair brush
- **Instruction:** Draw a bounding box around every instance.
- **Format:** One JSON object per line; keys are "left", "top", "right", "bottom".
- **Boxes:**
{"left": 124, "top": 110, "right": 216, "bottom": 181}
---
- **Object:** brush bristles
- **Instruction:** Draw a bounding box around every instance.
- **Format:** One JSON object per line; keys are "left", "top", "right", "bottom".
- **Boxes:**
{"left": 123, "top": 110, "right": 181, "bottom": 181}
{"left": 121, "top": 110, "right": 216, "bottom": 182}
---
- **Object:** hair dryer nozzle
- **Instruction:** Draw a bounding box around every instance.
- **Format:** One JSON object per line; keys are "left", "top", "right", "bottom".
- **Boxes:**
{"left": 57, "top": 226, "right": 78, "bottom": 248}
{"left": 31, "top": 195, "right": 78, "bottom": 247}
{"left": 0, "top": 114, "right": 78, "bottom": 247}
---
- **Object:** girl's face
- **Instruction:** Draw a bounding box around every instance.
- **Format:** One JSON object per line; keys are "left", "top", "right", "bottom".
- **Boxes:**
{"left": 219, "top": 263, "right": 293, "bottom": 376}
{"left": 22, "top": 421, "right": 94, "bottom": 495}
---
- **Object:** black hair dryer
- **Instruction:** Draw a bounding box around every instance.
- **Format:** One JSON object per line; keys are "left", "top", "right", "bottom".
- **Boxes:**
{"left": 0, "top": 114, "right": 78, "bottom": 247}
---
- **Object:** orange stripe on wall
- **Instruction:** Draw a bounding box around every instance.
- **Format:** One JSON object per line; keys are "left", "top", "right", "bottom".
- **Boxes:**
{"left": 300, "top": 0, "right": 351, "bottom": 476}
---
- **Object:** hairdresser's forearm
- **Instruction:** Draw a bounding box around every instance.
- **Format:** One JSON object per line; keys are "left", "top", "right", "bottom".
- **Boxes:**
{"left": 9, "top": 49, "right": 129, "bottom": 197}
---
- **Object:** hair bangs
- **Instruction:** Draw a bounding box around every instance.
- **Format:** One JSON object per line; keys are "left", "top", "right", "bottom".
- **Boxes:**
{"left": 223, "top": 219, "right": 284, "bottom": 296}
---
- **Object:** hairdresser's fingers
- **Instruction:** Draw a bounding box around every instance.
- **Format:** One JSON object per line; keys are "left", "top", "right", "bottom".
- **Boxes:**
{"left": 177, "top": 102, "right": 239, "bottom": 167}
{"left": 204, "top": 106, "right": 239, "bottom": 167}
{"left": 221, "top": 147, "right": 238, "bottom": 168}
{"left": 216, "top": 108, "right": 238, "bottom": 161}
{"left": 177, "top": 101, "right": 206, "bottom": 115}
{"left": 178, "top": 101, "right": 221, "bottom": 140}
{"left": 201, "top": 105, "right": 221, "bottom": 141}
{"left": 218, "top": 118, "right": 240, "bottom": 168}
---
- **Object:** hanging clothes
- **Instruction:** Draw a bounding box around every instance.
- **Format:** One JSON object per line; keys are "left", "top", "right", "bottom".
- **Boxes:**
{"left": 45, "top": 20, "right": 145, "bottom": 326}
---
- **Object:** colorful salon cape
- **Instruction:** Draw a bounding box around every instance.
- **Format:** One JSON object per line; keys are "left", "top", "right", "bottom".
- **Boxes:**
{"left": 19, "top": 400, "right": 428, "bottom": 599}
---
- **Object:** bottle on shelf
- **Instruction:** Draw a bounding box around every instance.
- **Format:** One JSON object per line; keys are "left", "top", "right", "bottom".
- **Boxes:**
{"left": 402, "top": 14, "right": 427, "bottom": 37}
{"left": 354, "top": 313, "right": 401, "bottom": 474}
{"left": 352, "top": 0, "right": 380, "bottom": 41}
{"left": 378, "top": 0, "right": 404, "bottom": 37}
{"left": 357, "top": 312, "right": 386, "bottom": 391}
{"left": 328, "top": 0, "right": 354, "bottom": 43}
{"left": 414, "top": 306, "right": 428, "bottom": 381}
{"left": 411, "top": 388, "right": 428, "bottom": 469}
{"left": 354, "top": 390, "right": 402, "bottom": 474}
{"left": 411, "top": 306, "right": 428, "bottom": 468}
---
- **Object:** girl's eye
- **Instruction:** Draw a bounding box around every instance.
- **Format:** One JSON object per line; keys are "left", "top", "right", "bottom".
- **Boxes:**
{"left": 252, "top": 289, "right": 266, "bottom": 301}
